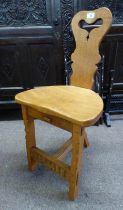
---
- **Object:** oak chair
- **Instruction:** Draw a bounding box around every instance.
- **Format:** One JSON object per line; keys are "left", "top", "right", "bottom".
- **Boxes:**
{"left": 15, "top": 7, "right": 112, "bottom": 201}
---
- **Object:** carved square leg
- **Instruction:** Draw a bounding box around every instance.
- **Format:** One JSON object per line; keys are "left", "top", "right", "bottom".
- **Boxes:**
{"left": 22, "top": 105, "right": 37, "bottom": 171}
{"left": 68, "top": 125, "right": 84, "bottom": 201}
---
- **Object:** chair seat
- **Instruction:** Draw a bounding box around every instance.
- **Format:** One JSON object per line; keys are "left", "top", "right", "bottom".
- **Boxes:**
{"left": 15, "top": 85, "right": 103, "bottom": 126}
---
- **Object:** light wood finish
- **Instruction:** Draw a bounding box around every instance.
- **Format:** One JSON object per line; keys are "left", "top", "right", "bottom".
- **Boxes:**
{"left": 52, "top": 130, "right": 88, "bottom": 161}
{"left": 69, "top": 126, "right": 84, "bottom": 200}
{"left": 15, "top": 8, "right": 112, "bottom": 201}
{"left": 28, "top": 107, "right": 73, "bottom": 132}
{"left": 31, "top": 147, "right": 70, "bottom": 180}
{"left": 15, "top": 86, "right": 103, "bottom": 127}
{"left": 71, "top": 7, "right": 112, "bottom": 89}
{"left": 24, "top": 130, "right": 88, "bottom": 163}
{"left": 52, "top": 137, "right": 72, "bottom": 160}
{"left": 22, "top": 105, "right": 37, "bottom": 171}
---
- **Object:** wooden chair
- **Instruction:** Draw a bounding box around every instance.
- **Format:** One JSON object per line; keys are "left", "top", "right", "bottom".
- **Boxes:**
{"left": 15, "top": 7, "right": 112, "bottom": 201}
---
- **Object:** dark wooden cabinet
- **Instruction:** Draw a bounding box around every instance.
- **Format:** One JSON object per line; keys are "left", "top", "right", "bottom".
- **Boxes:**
{"left": 1, "top": 0, "right": 123, "bottom": 125}
{"left": 0, "top": 0, "right": 65, "bottom": 108}
{"left": 102, "top": 26, "right": 123, "bottom": 125}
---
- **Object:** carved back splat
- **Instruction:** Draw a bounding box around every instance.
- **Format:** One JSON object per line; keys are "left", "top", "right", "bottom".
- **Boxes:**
{"left": 71, "top": 7, "right": 112, "bottom": 89}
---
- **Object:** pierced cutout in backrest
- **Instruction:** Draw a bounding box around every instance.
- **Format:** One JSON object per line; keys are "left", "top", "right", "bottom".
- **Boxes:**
{"left": 71, "top": 7, "right": 112, "bottom": 89}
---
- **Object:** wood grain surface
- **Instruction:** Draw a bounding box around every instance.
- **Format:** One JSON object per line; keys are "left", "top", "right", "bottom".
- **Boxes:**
{"left": 71, "top": 7, "right": 112, "bottom": 89}
{"left": 15, "top": 85, "right": 103, "bottom": 126}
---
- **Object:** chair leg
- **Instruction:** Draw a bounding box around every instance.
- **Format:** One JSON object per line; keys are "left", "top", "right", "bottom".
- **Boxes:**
{"left": 68, "top": 125, "right": 84, "bottom": 201}
{"left": 83, "top": 129, "right": 90, "bottom": 148}
{"left": 22, "top": 105, "right": 37, "bottom": 171}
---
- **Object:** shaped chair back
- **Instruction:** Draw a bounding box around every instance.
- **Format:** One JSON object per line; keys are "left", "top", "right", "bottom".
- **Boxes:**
{"left": 71, "top": 7, "right": 112, "bottom": 89}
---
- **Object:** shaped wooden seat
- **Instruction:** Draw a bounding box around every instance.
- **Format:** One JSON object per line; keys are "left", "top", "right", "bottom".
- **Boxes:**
{"left": 15, "top": 7, "right": 112, "bottom": 201}
{"left": 15, "top": 86, "right": 103, "bottom": 126}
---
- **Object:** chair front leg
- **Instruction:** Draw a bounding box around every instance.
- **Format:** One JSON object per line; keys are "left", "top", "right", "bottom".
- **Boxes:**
{"left": 22, "top": 105, "right": 37, "bottom": 171}
{"left": 68, "top": 125, "right": 84, "bottom": 201}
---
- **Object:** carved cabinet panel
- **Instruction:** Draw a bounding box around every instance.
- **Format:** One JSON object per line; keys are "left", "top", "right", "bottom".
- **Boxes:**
{"left": 0, "top": 45, "right": 21, "bottom": 87}
{"left": 26, "top": 41, "right": 59, "bottom": 86}
{"left": 0, "top": 0, "right": 49, "bottom": 26}
{"left": 0, "top": 0, "right": 65, "bottom": 108}
{"left": 87, "top": 0, "right": 123, "bottom": 24}
{"left": 0, "top": 43, "right": 24, "bottom": 104}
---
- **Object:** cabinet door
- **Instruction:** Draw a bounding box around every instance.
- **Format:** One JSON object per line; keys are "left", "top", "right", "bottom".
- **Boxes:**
{"left": 0, "top": 42, "right": 24, "bottom": 106}
{"left": 0, "top": 0, "right": 64, "bottom": 107}
{"left": 21, "top": 0, "right": 64, "bottom": 88}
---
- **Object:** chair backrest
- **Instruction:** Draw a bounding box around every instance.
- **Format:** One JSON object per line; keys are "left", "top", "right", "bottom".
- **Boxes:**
{"left": 71, "top": 7, "right": 112, "bottom": 89}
